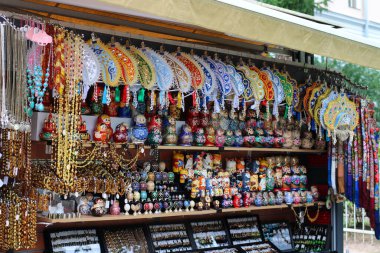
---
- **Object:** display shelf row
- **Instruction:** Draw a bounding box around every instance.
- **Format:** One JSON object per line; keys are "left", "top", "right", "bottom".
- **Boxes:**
{"left": 34, "top": 140, "right": 326, "bottom": 154}
{"left": 38, "top": 202, "right": 325, "bottom": 224}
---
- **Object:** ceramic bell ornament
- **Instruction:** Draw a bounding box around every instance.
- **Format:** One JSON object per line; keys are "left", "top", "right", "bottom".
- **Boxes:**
{"left": 113, "top": 123, "right": 128, "bottom": 143}
{"left": 194, "top": 127, "right": 206, "bottom": 146}
{"left": 39, "top": 112, "right": 56, "bottom": 141}
{"left": 179, "top": 124, "right": 193, "bottom": 146}
{"left": 131, "top": 114, "right": 148, "bottom": 144}
{"left": 93, "top": 114, "right": 113, "bottom": 142}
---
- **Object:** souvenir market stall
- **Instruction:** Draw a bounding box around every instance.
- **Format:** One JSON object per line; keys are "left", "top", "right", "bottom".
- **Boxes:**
{"left": 0, "top": 1, "right": 379, "bottom": 253}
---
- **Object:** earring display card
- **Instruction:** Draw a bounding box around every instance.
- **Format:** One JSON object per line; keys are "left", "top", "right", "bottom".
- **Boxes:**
{"left": 240, "top": 242, "right": 279, "bottom": 253}
{"left": 292, "top": 224, "right": 329, "bottom": 252}
{"left": 262, "top": 222, "right": 293, "bottom": 252}
{"left": 202, "top": 247, "right": 240, "bottom": 253}
{"left": 148, "top": 223, "right": 192, "bottom": 253}
{"left": 103, "top": 227, "right": 149, "bottom": 253}
{"left": 190, "top": 220, "right": 229, "bottom": 249}
{"left": 48, "top": 229, "right": 101, "bottom": 253}
{"left": 227, "top": 216, "right": 262, "bottom": 245}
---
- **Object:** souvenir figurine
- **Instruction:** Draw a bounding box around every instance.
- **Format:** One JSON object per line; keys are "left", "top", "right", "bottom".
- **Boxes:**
{"left": 292, "top": 124, "right": 302, "bottom": 149}
{"left": 213, "top": 199, "right": 220, "bottom": 209}
{"left": 276, "top": 191, "right": 284, "bottom": 205}
{"left": 78, "top": 117, "right": 90, "bottom": 142}
{"left": 39, "top": 112, "right": 56, "bottom": 141}
{"left": 77, "top": 197, "right": 91, "bottom": 215}
{"left": 179, "top": 124, "right": 193, "bottom": 146}
{"left": 299, "top": 165, "right": 308, "bottom": 190}
{"left": 186, "top": 107, "right": 200, "bottom": 132}
{"left": 300, "top": 191, "right": 307, "bottom": 203}
{"left": 110, "top": 200, "right": 121, "bottom": 215}
{"left": 243, "top": 192, "right": 251, "bottom": 207}
{"left": 147, "top": 181, "right": 155, "bottom": 192}
{"left": 254, "top": 193, "right": 263, "bottom": 206}
{"left": 301, "top": 131, "right": 315, "bottom": 149}
{"left": 268, "top": 192, "right": 276, "bottom": 205}
{"left": 147, "top": 127, "right": 163, "bottom": 145}
{"left": 215, "top": 129, "right": 226, "bottom": 147}
{"left": 117, "top": 102, "right": 132, "bottom": 118}
{"left": 91, "top": 198, "right": 107, "bottom": 217}
{"left": 283, "top": 125, "right": 293, "bottom": 149}
{"left": 311, "top": 186, "right": 319, "bottom": 201}
{"left": 113, "top": 123, "right": 128, "bottom": 143}
{"left": 315, "top": 137, "right": 326, "bottom": 150}
{"left": 284, "top": 192, "right": 293, "bottom": 205}
{"left": 163, "top": 116, "right": 178, "bottom": 145}
{"left": 104, "top": 89, "right": 119, "bottom": 117}
{"left": 210, "top": 112, "right": 220, "bottom": 129}
{"left": 259, "top": 174, "right": 267, "bottom": 192}
{"left": 131, "top": 114, "right": 148, "bottom": 144}
{"left": 199, "top": 111, "right": 210, "bottom": 128}
{"left": 306, "top": 191, "right": 314, "bottom": 203}
{"left": 243, "top": 127, "right": 255, "bottom": 147}
{"left": 293, "top": 191, "right": 301, "bottom": 204}
{"left": 266, "top": 167, "right": 275, "bottom": 192}
{"left": 94, "top": 114, "right": 113, "bottom": 142}
{"left": 282, "top": 158, "right": 292, "bottom": 192}
{"left": 233, "top": 194, "right": 242, "bottom": 208}
{"left": 205, "top": 126, "right": 216, "bottom": 146}
{"left": 148, "top": 115, "right": 162, "bottom": 132}
{"left": 226, "top": 159, "right": 237, "bottom": 174}
{"left": 172, "top": 152, "right": 185, "bottom": 173}
{"left": 194, "top": 127, "right": 206, "bottom": 146}
{"left": 224, "top": 129, "right": 235, "bottom": 146}
{"left": 124, "top": 202, "right": 131, "bottom": 215}
{"left": 219, "top": 110, "right": 230, "bottom": 131}
{"left": 262, "top": 192, "right": 269, "bottom": 206}
{"left": 234, "top": 129, "right": 244, "bottom": 147}
{"left": 190, "top": 200, "right": 195, "bottom": 211}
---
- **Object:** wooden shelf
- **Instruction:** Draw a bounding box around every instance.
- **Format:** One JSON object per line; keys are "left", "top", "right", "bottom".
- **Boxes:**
{"left": 37, "top": 141, "right": 326, "bottom": 154}
{"left": 37, "top": 202, "right": 324, "bottom": 224}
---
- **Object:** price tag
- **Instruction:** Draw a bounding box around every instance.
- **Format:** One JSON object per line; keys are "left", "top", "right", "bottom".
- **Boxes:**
{"left": 105, "top": 200, "right": 110, "bottom": 208}
{"left": 0, "top": 179, "right": 3, "bottom": 188}
{"left": 3, "top": 176, "right": 8, "bottom": 185}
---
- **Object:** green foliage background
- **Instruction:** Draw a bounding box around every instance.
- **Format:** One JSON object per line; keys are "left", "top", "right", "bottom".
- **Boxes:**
{"left": 259, "top": 0, "right": 380, "bottom": 121}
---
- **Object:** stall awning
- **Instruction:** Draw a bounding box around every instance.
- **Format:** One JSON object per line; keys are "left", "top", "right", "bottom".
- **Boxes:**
{"left": 45, "top": 0, "right": 380, "bottom": 70}
{"left": 1, "top": 0, "right": 380, "bottom": 69}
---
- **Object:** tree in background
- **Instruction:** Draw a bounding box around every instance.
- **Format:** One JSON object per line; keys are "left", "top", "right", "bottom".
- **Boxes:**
{"left": 261, "top": 0, "right": 380, "bottom": 121}
{"left": 259, "top": 0, "right": 329, "bottom": 15}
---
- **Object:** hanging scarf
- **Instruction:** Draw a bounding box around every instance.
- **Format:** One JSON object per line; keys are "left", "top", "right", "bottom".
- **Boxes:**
{"left": 346, "top": 140, "right": 353, "bottom": 202}
{"left": 337, "top": 140, "right": 345, "bottom": 194}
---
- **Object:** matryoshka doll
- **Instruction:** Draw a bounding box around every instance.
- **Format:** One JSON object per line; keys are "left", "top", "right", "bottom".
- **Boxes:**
{"left": 148, "top": 115, "right": 162, "bottom": 132}
{"left": 93, "top": 114, "right": 113, "bottom": 142}
{"left": 243, "top": 127, "right": 255, "bottom": 147}
{"left": 194, "top": 127, "right": 206, "bottom": 146}
{"left": 169, "top": 104, "right": 181, "bottom": 120}
{"left": 301, "top": 131, "right": 315, "bottom": 149}
{"left": 131, "top": 114, "right": 148, "bottom": 144}
{"left": 104, "top": 89, "right": 119, "bottom": 117}
{"left": 205, "top": 125, "right": 216, "bottom": 146}
{"left": 179, "top": 124, "right": 193, "bottom": 146}
{"left": 163, "top": 116, "right": 178, "bottom": 145}
{"left": 234, "top": 129, "right": 244, "bottom": 147}
{"left": 273, "top": 118, "right": 285, "bottom": 148}
{"left": 110, "top": 200, "right": 121, "bottom": 215}
{"left": 186, "top": 107, "right": 200, "bottom": 132}
{"left": 282, "top": 123, "right": 293, "bottom": 149}
{"left": 224, "top": 130, "right": 235, "bottom": 146}
{"left": 265, "top": 157, "right": 275, "bottom": 192}
{"left": 274, "top": 156, "right": 284, "bottom": 191}
{"left": 199, "top": 111, "right": 210, "bottom": 128}
{"left": 299, "top": 165, "right": 308, "bottom": 191}
{"left": 147, "top": 127, "right": 163, "bottom": 145}
{"left": 210, "top": 112, "right": 220, "bottom": 129}
{"left": 39, "top": 112, "right": 56, "bottom": 141}
{"left": 215, "top": 129, "right": 225, "bottom": 147}
{"left": 113, "top": 123, "right": 128, "bottom": 143}
{"left": 292, "top": 124, "right": 302, "bottom": 149}
{"left": 229, "top": 110, "right": 239, "bottom": 132}
{"left": 281, "top": 156, "right": 291, "bottom": 191}
{"left": 219, "top": 110, "right": 230, "bottom": 131}
{"left": 290, "top": 157, "right": 300, "bottom": 191}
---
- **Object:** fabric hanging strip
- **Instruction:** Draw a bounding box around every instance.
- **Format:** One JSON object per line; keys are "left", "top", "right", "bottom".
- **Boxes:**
{"left": 374, "top": 130, "right": 380, "bottom": 239}
{"left": 337, "top": 140, "right": 345, "bottom": 194}
{"left": 328, "top": 140, "right": 332, "bottom": 189}
{"left": 347, "top": 140, "right": 353, "bottom": 202}
{"left": 357, "top": 98, "right": 364, "bottom": 207}
{"left": 331, "top": 143, "right": 337, "bottom": 195}
{"left": 361, "top": 99, "right": 369, "bottom": 210}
